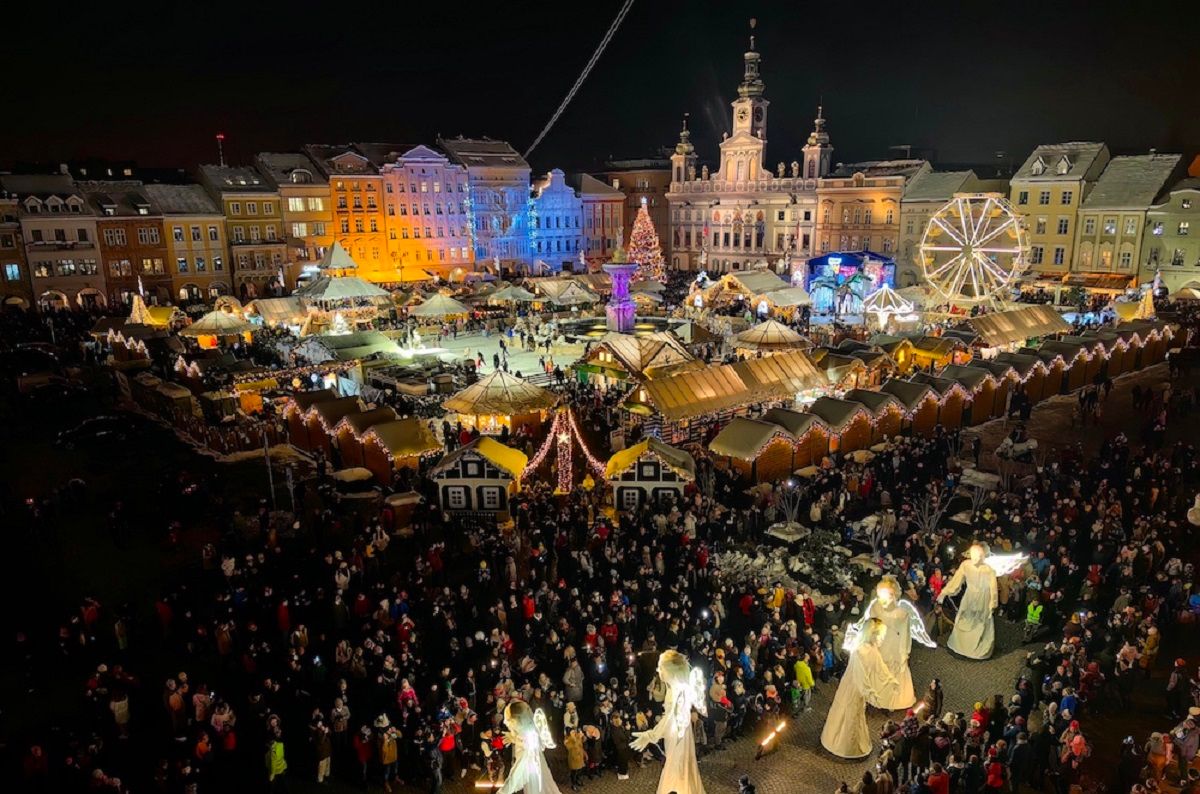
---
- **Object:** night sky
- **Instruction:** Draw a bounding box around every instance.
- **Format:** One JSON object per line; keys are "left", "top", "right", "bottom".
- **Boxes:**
{"left": 6, "top": 0, "right": 1197, "bottom": 175}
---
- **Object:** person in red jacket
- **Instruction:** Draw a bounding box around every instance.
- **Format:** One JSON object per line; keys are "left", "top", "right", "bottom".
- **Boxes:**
{"left": 926, "top": 763, "right": 950, "bottom": 794}
{"left": 353, "top": 725, "right": 374, "bottom": 788}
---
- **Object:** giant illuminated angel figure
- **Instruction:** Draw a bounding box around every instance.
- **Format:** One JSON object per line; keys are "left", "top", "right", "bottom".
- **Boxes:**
{"left": 936, "top": 542, "right": 1026, "bottom": 660}
{"left": 496, "top": 701, "right": 562, "bottom": 794}
{"left": 843, "top": 576, "right": 936, "bottom": 709}
{"left": 822, "top": 618, "right": 899, "bottom": 759}
{"left": 630, "top": 650, "right": 707, "bottom": 794}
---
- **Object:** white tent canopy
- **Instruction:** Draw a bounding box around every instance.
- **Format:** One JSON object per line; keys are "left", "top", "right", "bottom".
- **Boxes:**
{"left": 410, "top": 292, "right": 471, "bottom": 318}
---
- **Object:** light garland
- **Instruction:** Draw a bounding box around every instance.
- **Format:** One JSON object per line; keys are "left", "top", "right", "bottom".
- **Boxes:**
{"left": 555, "top": 429, "right": 572, "bottom": 492}
{"left": 522, "top": 407, "right": 607, "bottom": 485}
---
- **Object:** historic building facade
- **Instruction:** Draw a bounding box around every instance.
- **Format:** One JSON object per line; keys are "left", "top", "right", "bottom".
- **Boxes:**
{"left": 439, "top": 137, "right": 531, "bottom": 271}
{"left": 378, "top": 144, "right": 474, "bottom": 282}
{"left": 599, "top": 159, "right": 670, "bottom": 257}
{"left": 1144, "top": 177, "right": 1200, "bottom": 292}
{"left": 302, "top": 145, "right": 389, "bottom": 281}
{"left": 143, "top": 184, "right": 229, "bottom": 301}
{"left": 816, "top": 160, "right": 930, "bottom": 264}
{"left": 666, "top": 37, "right": 830, "bottom": 273}
{"left": 569, "top": 173, "right": 625, "bottom": 267}
{"left": 0, "top": 193, "right": 31, "bottom": 309}
{"left": 198, "top": 165, "right": 286, "bottom": 299}
{"left": 1071, "top": 153, "right": 1182, "bottom": 282}
{"left": 82, "top": 182, "right": 172, "bottom": 306}
{"left": 1009, "top": 142, "right": 1110, "bottom": 276}
{"left": 530, "top": 169, "right": 583, "bottom": 272}
{"left": 255, "top": 152, "right": 333, "bottom": 284}
{"left": 0, "top": 174, "right": 105, "bottom": 310}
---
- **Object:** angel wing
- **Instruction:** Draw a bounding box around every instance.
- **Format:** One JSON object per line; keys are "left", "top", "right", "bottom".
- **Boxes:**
{"left": 842, "top": 597, "right": 876, "bottom": 653}
{"left": 532, "top": 708, "right": 555, "bottom": 750}
{"left": 688, "top": 666, "right": 708, "bottom": 718}
{"left": 898, "top": 599, "right": 937, "bottom": 648}
{"left": 983, "top": 552, "right": 1029, "bottom": 577}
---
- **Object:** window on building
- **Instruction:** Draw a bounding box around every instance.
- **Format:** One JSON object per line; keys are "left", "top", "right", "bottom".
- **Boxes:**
{"left": 340, "top": 219, "right": 349, "bottom": 233}
{"left": 195, "top": 256, "right": 206, "bottom": 272}
{"left": 292, "top": 223, "right": 308, "bottom": 238}
{"left": 1083, "top": 218, "right": 1096, "bottom": 235}
{"left": 313, "top": 222, "right": 325, "bottom": 237}
{"left": 1172, "top": 248, "right": 1186, "bottom": 266}
{"left": 1123, "top": 217, "right": 1137, "bottom": 235}
{"left": 54, "top": 229, "right": 66, "bottom": 243}
{"left": 1103, "top": 218, "right": 1117, "bottom": 235}
{"left": 208, "top": 225, "right": 219, "bottom": 241}
{"left": 1183, "top": 198, "right": 1192, "bottom": 210}
{"left": 1035, "top": 217, "right": 1047, "bottom": 234}
{"left": 366, "top": 196, "right": 377, "bottom": 209}
{"left": 103, "top": 228, "right": 127, "bottom": 246}
{"left": 1038, "top": 191, "right": 1051, "bottom": 205}
{"left": 1057, "top": 217, "right": 1069, "bottom": 235}
{"left": 177, "top": 256, "right": 188, "bottom": 273}
{"left": 246, "top": 202, "right": 258, "bottom": 215}
{"left": 265, "top": 225, "right": 276, "bottom": 241}
{"left": 354, "top": 219, "right": 364, "bottom": 233}
{"left": 4, "top": 263, "right": 20, "bottom": 281}
{"left": 173, "top": 226, "right": 184, "bottom": 242}
{"left": 213, "top": 256, "right": 223, "bottom": 271}
{"left": 369, "top": 219, "right": 378, "bottom": 232}
{"left": 1180, "top": 221, "right": 1191, "bottom": 236}
{"left": 288, "top": 197, "right": 305, "bottom": 212}
{"left": 885, "top": 209, "right": 894, "bottom": 225}
{"left": 1030, "top": 245, "right": 1044, "bottom": 264}
{"left": 1119, "top": 251, "right": 1132, "bottom": 268}
{"left": 1060, "top": 190, "right": 1073, "bottom": 205}
{"left": 1017, "top": 190, "right": 1029, "bottom": 205}
{"left": 30, "top": 230, "right": 44, "bottom": 243}
{"left": 1153, "top": 222, "right": 1164, "bottom": 236}
{"left": 137, "top": 227, "right": 160, "bottom": 244}
{"left": 307, "top": 197, "right": 324, "bottom": 211}
{"left": 249, "top": 227, "right": 260, "bottom": 242}
{"left": 1053, "top": 247, "right": 1065, "bottom": 265}
{"left": 230, "top": 202, "right": 241, "bottom": 215}
{"left": 263, "top": 202, "right": 273, "bottom": 215}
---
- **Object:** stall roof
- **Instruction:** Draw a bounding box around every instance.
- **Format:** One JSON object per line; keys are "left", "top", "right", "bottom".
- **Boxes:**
{"left": 311, "top": 331, "right": 402, "bottom": 361}
{"left": 708, "top": 417, "right": 790, "bottom": 460}
{"left": 968, "top": 305, "right": 1070, "bottom": 348}
{"left": 722, "top": 270, "right": 789, "bottom": 296}
{"left": 179, "top": 310, "right": 254, "bottom": 337}
{"left": 295, "top": 274, "right": 391, "bottom": 302}
{"left": 969, "top": 359, "right": 1018, "bottom": 380}
{"left": 430, "top": 437, "right": 528, "bottom": 479}
{"left": 442, "top": 369, "right": 558, "bottom": 416}
{"left": 993, "top": 351, "right": 1044, "bottom": 376}
{"left": 1037, "top": 339, "right": 1088, "bottom": 363}
{"left": 588, "top": 332, "right": 698, "bottom": 378}
{"left": 760, "top": 407, "right": 824, "bottom": 438}
{"left": 734, "top": 319, "right": 811, "bottom": 351}
{"left": 339, "top": 407, "right": 399, "bottom": 437}
{"left": 247, "top": 297, "right": 308, "bottom": 325}
{"left": 910, "top": 372, "right": 961, "bottom": 395}
{"left": 288, "top": 388, "right": 337, "bottom": 411}
{"left": 635, "top": 349, "right": 825, "bottom": 423}
{"left": 842, "top": 388, "right": 903, "bottom": 415}
{"left": 310, "top": 397, "right": 362, "bottom": 428}
{"left": 605, "top": 437, "right": 695, "bottom": 480}
{"left": 806, "top": 396, "right": 871, "bottom": 432}
{"left": 761, "top": 286, "right": 812, "bottom": 307}
{"left": 364, "top": 418, "right": 440, "bottom": 459}
{"left": 879, "top": 378, "right": 938, "bottom": 409}
{"left": 912, "top": 336, "right": 965, "bottom": 356}
{"left": 938, "top": 364, "right": 995, "bottom": 391}
{"left": 410, "top": 292, "right": 471, "bottom": 317}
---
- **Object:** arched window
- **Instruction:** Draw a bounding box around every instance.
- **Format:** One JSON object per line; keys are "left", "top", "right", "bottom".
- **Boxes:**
{"left": 290, "top": 169, "right": 313, "bottom": 184}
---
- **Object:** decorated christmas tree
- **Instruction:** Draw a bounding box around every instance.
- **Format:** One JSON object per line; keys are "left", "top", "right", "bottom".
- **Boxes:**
{"left": 628, "top": 199, "right": 665, "bottom": 281}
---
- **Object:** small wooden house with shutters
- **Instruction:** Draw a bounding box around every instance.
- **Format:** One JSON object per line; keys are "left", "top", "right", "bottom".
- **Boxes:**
{"left": 307, "top": 397, "right": 363, "bottom": 458}
{"left": 1126, "top": 320, "right": 1173, "bottom": 365}
{"left": 911, "top": 372, "right": 966, "bottom": 429}
{"left": 709, "top": 418, "right": 798, "bottom": 483}
{"left": 995, "top": 352, "right": 1048, "bottom": 404}
{"left": 360, "top": 418, "right": 441, "bottom": 484}
{"left": 284, "top": 388, "right": 337, "bottom": 447}
{"left": 1082, "top": 330, "right": 1131, "bottom": 377}
{"left": 1037, "top": 340, "right": 1089, "bottom": 393}
{"left": 760, "top": 407, "right": 830, "bottom": 468}
{"left": 575, "top": 332, "right": 700, "bottom": 391}
{"left": 939, "top": 364, "right": 998, "bottom": 425}
{"left": 806, "top": 397, "right": 874, "bottom": 455}
{"left": 969, "top": 359, "right": 1019, "bottom": 418}
{"left": 605, "top": 437, "right": 696, "bottom": 511}
{"left": 842, "top": 388, "right": 905, "bottom": 442}
{"left": 334, "top": 407, "right": 398, "bottom": 468}
{"left": 430, "top": 437, "right": 528, "bottom": 513}
{"left": 909, "top": 335, "right": 967, "bottom": 372}
{"left": 879, "top": 379, "right": 940, "bottom": 437}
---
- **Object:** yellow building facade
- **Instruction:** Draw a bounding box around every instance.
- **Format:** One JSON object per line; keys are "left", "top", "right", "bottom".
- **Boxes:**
{"left": 143, "top": 184, "right": 230, "bottom": 301}
{"left": 817, "top": 161, "right": 930, "bottom": 257}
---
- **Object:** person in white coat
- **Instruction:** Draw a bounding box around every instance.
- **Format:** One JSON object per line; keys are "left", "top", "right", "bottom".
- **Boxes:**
{"left": 496, "top": 701, "right": 562, "bottom": 794}
{"left": 937, "top": 542, "right": 999, "bottom": 659}
{"left": 631, "top": 650, "right": 707, "bottom": 794}
{"left": 821, "top": 618, "right": 899, "bottom": 759}
{"left": 848, "top": 576, "right": 936, "bottom": 710}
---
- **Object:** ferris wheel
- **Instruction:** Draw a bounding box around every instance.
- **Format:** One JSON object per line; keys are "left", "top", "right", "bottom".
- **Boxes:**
{"left": 919, "top": 194, "right": 1030, "bottom": 304}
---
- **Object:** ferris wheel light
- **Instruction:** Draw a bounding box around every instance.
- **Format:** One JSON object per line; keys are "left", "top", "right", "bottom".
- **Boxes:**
{"left": 919, "top": 193, "right": 1030, "bottom": 305}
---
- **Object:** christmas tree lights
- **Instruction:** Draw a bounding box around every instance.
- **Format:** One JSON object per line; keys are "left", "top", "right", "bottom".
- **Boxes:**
{"left": 522, "top": 407, "right": 607, "bottom": 493}
{"left": 628, "top": 198, "right": 665, "bottom": 282}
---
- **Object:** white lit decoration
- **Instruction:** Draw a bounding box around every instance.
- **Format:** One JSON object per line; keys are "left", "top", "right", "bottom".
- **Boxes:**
{"left": 862, "top": 284, "right": 916, "bottom": 328}
{"left": 919, "top": 193, "right": 1029, "bottom": 305}
{"left": 523, "top": 407, "right": 606, "bottom": 492}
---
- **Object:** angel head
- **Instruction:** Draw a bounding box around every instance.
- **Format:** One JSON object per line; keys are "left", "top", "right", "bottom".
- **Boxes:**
{"left": 968, "top": 541, "right": 990, "bottom": 563}
{"left": 502, "top": 700, "right": 534, "bottom": 733}
{"left": 862, "top": 617, "right": 888, "bottom": 647}
{"left": 875, "top": 576, "right": 902, "bottom": 606}
{"left": 656, "top": 649, "right": 692, "bottom": 688}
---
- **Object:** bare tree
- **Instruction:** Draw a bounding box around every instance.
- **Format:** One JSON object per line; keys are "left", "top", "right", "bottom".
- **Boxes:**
{"left": 910, "top": 485, "right": 949, "bottom": 535}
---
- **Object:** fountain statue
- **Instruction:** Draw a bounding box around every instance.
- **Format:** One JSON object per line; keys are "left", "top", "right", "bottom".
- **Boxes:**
{"left": 602, "top": 246, "right": 638, "bottom": 333}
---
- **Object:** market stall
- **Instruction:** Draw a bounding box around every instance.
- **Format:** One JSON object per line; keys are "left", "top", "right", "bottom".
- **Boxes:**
{"left": 708, "top": 417, "right": 798, "bottom": 483}
{"left": 442, "top": 369, "right": 558, "bottom": 435}
{"left": 910, "top": 373, "right": 967, "bottom": 429}
{"left": 334, "top": 407, "right": 399, "bottom": 468}
{"left": 360, "top": 418, "right": 441, "bottom": 484}
{"left": 806, "top": 397, "right": 874, "bottom": 455}
{"left": 938, "top": 364, "right": 999, "bottom": 425}
{"left": 604, "top": 437, "right": 695, "bottom": 511}
{"left": 429, "top": 437, "right": 528, "bottom": 513}
{"left": 284, "top": 389, "right": 338, "bottom": 446}
{"left": 841, "top": 389, "right": 905, "bottom": 442}
{"left": 878, "top": 379, "right": 941, "bottom": 437}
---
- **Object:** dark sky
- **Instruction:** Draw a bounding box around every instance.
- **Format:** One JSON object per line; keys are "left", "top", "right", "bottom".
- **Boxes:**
{"left": 6, "top": 0, "right": 1197, "bottom": 175}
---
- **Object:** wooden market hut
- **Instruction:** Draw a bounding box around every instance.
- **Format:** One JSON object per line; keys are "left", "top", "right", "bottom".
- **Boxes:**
{"left": 939, "top": 364, "right": 999, "bottom": 425}
{"left": 334, "top": 407, "right": 399, "bottom": 468}
{"left": 360, "top": 418, "right": 441, "bottom": 484}
{"left": 806, "top": 397, "right": 874, "bottom": 455}
{"left": 575, "top": 332, "right": 699, "bottom": 391}
{"left": 1024, "top": 348, "right": 1069, "bottom": 399}
{"left": 879, "top": 379, "right": 941, "bottom": 437}
{"left": 442, "top": 370, "right": 558, "bottom": 435}
{"left": 1081, "top": 329, "right": 1135, "bottom": 377}
{"left": 969, "top": 359, "right": 1019, "bottom": 418}
{"left": 1037, "top": 340, "right": 1090, "bottom": 393}
{"left": 994, "top": 352, "right": 1049, "bottom": 404}
{"left": 968, "top": 304, "right": 1071, "bottom": 354}
{"left": 1125, "top": 320, "right": 1173, "bottom": 365}
{"left": 760, "top": 407, "right": 830, "bottom": 468}
{"left": 1060, "top": 336, "right": 1108, "bottom": 384}
{"left": 284, "top": 388, "right": 337, "bottom": 447}
{"left": 869, "top": 335, "right": 918, "bottom": 374}
{"left": 605, "top": 437, "right": 696, "bottom": 510}
{"left": 910, "top": 336, "right": 967, "bottom": 372}
{"left": 429, "top": 437, "right": 527, "bottom": 513}
{"left": 307, "top": 397, "right": 364, "bottom": 458}
{"left": 910, "top": 372, "right": 967, "bottom": 429}
{"left": 709, "top": 418, "right": 796, "bottom": 483}
{"left": 842, "top": 389, "right": 905, "bottom": 442}
{"left": 807, "top": 349, "right": 870, "bottom": 390}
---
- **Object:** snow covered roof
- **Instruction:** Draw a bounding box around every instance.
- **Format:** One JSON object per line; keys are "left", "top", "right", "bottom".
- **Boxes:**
{"left": 1082, "top": 154, "right": 1183, "bottom": 209}
{"left": 902, "top": 170, "right": 975, "bottom": 202}
{"left": 1014, "top": 142, "right": 1107, "bottom": 181}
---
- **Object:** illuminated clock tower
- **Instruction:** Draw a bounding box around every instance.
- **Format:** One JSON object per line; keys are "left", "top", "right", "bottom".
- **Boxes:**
{"left": 720, "top": 23, "right": 768, "bottom": 183}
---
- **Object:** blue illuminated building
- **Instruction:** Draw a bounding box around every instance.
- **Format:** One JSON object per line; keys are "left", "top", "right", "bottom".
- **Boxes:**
{"left": 804, "top": 250, "right": 896, "bottom": 313}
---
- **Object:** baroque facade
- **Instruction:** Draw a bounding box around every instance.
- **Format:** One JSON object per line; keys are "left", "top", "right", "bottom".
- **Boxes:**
{"left": 666, "top": 36, "right": 831, "bottom": 273}
{"left": 438, "top": 137, "right": 531, "bottom": 270}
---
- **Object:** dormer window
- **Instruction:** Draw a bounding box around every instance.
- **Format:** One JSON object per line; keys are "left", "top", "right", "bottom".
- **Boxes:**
{"left": 1030, "top": 157, "right": 1046, "bottom": 176}
{"left": 290, "top": 169, "right": 313, "bottom": 184}
{"left": 1056, "top": 156, "right": 1071, "bottom": 175}
{"left": 24, "top": 197, "right": 42, "bottom": 213}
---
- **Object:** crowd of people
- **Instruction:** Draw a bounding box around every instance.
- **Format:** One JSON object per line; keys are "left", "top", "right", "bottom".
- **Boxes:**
{"left": 5, "top": 297, "right": 1200, "bottom": 794}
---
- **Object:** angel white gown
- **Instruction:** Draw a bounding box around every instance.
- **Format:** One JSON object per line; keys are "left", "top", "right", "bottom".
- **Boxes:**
{"left": 941, "top": 559, "right": 998, "bottom": 660}
{"left": 497, "top": 724, "right": 561, "bottom": 794}
{"left": 865, "top": 599, "right": 931, "bottom": 709}
{"left": 633, "top": 680, "right": 705, "bottom": 794}
{"left": 821, "top": 641, "right": 900, "bottom": 759}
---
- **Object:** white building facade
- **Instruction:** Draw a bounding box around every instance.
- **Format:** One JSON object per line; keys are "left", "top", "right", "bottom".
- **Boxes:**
{"left": 530, "top": 168, "right": 583, "bottom": 271}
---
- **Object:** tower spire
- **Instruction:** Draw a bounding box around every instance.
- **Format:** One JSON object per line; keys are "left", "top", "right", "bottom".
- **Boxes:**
{"left": 675, "top": 113, "right": 694, "bottom": 155}
{"left": 738, "top": 18, "right": 764, "bottom": 99}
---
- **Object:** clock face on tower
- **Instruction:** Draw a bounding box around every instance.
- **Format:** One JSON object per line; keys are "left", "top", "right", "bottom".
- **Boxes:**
{"left": 753, "top": 106, "right": 764, "bottom": 123}
{"left": 736, "top": 107, "right": 749, "bottom": 123}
